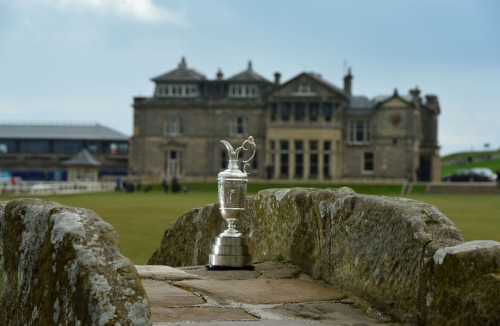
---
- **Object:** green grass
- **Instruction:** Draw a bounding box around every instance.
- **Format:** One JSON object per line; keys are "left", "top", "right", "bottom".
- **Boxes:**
{"left": 0, "top": 191, "right": 216, "bottom": 265}
{"left": 442, "top": 149, "right": 500, "bottom": 163}
{"left": 441, "top": 158, "right": 500, "bottom": 176}
{"left": 1, "top": 185, "right": 499, "bottom": 265}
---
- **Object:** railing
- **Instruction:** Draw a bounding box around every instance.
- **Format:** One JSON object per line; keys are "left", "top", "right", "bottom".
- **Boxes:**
{"left": 0, "top": 182, "right": 116, "bottom": 196}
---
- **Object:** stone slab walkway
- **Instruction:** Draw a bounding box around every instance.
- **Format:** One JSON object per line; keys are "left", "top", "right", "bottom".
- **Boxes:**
{"left": 136, "top": 262, "right": 401, "bottom": 325}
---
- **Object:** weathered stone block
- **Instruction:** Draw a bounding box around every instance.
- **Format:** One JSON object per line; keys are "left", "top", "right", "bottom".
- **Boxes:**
{"left": 0, "top": 198, "right": 151, "bottom": 326}
{"left": 426, "top": 241, "right": 500, "bottom": 326}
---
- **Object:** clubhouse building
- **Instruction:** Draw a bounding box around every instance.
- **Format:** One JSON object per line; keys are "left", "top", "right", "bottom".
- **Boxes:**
{"left": 129, "top": 57, "right": 441, "bottom": 182}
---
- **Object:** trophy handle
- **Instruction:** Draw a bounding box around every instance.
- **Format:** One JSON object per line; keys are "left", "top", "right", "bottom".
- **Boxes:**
{"left": 238, "top": 136, "right": 256, "bottom": 175}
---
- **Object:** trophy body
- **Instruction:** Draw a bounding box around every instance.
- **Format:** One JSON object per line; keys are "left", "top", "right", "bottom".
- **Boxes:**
{"left": 206, "top": 137, "right": 256, "bottom": 270}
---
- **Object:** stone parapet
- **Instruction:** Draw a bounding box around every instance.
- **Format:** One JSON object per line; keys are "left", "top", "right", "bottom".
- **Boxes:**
{"left": 0, "top": 198, "right": 151, "bottom": 326}
{"left": 148, "top": 187, "right": 500, "bottom": 325}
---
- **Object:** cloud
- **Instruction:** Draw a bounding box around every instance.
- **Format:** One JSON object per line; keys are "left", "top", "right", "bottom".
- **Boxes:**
{"left": 30, "top": 0, "right": 187, "bottom": 24}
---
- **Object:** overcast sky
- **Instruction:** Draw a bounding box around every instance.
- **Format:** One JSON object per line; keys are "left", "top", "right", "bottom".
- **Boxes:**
{"left": 1, "top": 0, "right": 499, "bottom": 155}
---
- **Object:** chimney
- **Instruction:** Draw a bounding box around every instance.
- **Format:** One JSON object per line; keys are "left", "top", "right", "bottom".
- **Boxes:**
{"left": 425, "top": 95, "right": 440, "bottom": 113}
{"left": 409, "top": 85, "right": 421, "bottom": 105}
{"left": 274, "top": 72, "right": 281, "bottom": 86}
{"left": 248, "top": 60, "right": 252, "bottom": 71}
{"left": 343, "top": 67, "right": 353, "bottom": 96}
{"left": 179, "top": 56, "right": 187, "bottom": 68}
{"left": 216, "top": 68, "right": 224, "bottom": 80}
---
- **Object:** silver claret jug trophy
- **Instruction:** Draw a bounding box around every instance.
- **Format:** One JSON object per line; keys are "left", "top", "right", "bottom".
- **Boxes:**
{"left": 206, "top": 136, "right": 256, "bottom": 270}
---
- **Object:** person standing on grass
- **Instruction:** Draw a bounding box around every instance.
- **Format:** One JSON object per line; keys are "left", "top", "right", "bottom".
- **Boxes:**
{"left": 497, "top": 169, "right": 500, "bottom": 187}
{"left": 162, "top": 178, "right": 169, "bottom": 193}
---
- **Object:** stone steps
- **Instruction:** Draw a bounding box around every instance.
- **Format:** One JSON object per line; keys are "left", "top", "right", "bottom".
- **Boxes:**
{"left": 136, "top": 263, "right": 401, "bottom": 325}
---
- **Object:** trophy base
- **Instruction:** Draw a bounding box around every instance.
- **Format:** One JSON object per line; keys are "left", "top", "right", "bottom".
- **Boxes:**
{"left": 206, "top": 236, "right": 253, "bottom": 270}
{"left": 205, "top": 264, "right": 255, "bottom": 271}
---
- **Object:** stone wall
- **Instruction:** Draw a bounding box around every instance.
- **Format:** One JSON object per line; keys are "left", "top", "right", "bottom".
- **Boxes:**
{"left": 0, "top": 198, "right": 151, "bottom": 326}
{"left": 148, "top": 187, "right": 500, "bottom": 325}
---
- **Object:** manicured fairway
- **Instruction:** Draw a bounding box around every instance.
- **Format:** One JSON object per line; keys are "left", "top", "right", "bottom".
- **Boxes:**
{"left": 1, "top": 187, "right": 499, "bottom": 265}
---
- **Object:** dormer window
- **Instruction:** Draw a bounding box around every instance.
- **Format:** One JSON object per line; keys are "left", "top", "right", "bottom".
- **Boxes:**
{"left": 156, "top": 84, "right": 198, "bottom": 97}
{"left": 299, "top": 83, "right": 311, "bottom": 93}
{"left": 293, "top": 83, "right": 315, "bottom": 96}
{"left": 229, "top": 84, "right": 258, "bottom": 97}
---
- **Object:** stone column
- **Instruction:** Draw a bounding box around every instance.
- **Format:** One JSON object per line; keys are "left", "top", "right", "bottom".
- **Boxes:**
{"left": 304, "top": 146, "right": 310, "bottom": 180}
{"left": 318, "top": 149, "right": 324, "bottom": 181}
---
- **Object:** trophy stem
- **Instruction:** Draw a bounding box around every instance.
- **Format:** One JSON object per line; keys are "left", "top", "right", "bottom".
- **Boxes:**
{"left": 220, "top": 220, "right": 242, "bottom": 237}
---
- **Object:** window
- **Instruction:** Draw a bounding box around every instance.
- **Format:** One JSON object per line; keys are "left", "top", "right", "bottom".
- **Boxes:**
{"left": 164, "top": 117, "right": 183, "bottom": 136}
{"left": 269, "top": 140, "right": 276, "bottom": 179}
{"left": 323, "top": 141, "right": 331, "bottom": 178}
{"left": 297, "top": 83, "right": 312, "bottom": 94}
{"left": 309, "top": 140, "right": 318, "bottom": 151}
{"left": 109, "top": 143, "right": 117, "bottom": 154}
{"left": 0, "top": 141, "right": 17, "bottom": 153}
{"left": 87, "top": 142, "right": 100, "bottom": 153}
{"left": 348, "top": 120, "right": 371, "bottom": 144}
{"left": 165, "top": 150, "right": 183, "bottom": 177}
{"left": 279, "top": 103, "right": 291, "bottom": 121}
{"left": 270, "top": 104, "right": 278, "bottom": 121}
{"left": 294, "top": 140, "right": 303, "bottom": 178}
{"left": 294, "top": 103, "right": 306, "bottom": 121}
{"left": 280, "top": 153, "right": 289, "bottom": 178}
{"left": 309, "top": 140, "right": 319, "bottom": 178}
{"left": 309, "top": 103, "right": 319, "bottom": 121}
{"left": 252, "top": 152, "right": 258, "bottom": 170}
{"left": 295, "top": 153, "right": 303, "bottom": 178}
{"left": 280, "top": 140, "right": 289, "bottom": 151}
{"left": 364, "top": 152, "right": 374, "bottom": 172}
{"left": 229, "top": 84, "right": 258, "bottom": 97}
{"left": 279, "top": 140, "right": 289, "bottom": 178}
{"left": 19, "top": 140, "right": 50, "bottom": 153}
{"left": 323, "top": 103, "right": 333, "bottom": 121}
{"left": 53, "top": 141, "right": 83, "bottom": 154}
{"left": 160, "top": 84, "right": 197, "bottom": 97}
{"left": 117, "top": 142, "right": 128, "bottom": 154}
{"left": 230, "top": 117, "right": 249, "bottom": 136}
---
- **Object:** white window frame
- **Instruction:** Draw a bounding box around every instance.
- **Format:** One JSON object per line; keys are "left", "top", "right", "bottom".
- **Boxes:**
{"left": 164, "top": 117, "right": 183, "bottom": 136}
{"left": 229, "top": 117, "right": 249, "bottom": 136}
{"left": 164, "top": 150, "right": 183, "bottom": 178}
{"left": 157, "top": 84, "right": 198, "bottom": 97}
{"left": 348, "top": 120, "right": 371, "bottom": 145}
{"left": 293, "top": 83, "right": 315, "bottom": 96}
{"left": 229, "top": 84, "right": 258, "bottom": 97}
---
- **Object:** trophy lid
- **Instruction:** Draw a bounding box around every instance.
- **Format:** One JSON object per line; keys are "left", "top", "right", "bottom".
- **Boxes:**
{"left": 218, "top": 136, "right": 256, "bottom": 181}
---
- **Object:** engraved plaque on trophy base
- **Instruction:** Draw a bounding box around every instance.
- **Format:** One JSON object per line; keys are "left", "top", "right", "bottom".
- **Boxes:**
{"left": 205, "top": 236, "right": 254, "bottom": 270}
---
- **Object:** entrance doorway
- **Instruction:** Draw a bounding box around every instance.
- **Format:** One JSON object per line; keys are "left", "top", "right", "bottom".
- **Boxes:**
{"left": 165, "top": 150, "right": 183, "bottom": 178}
{"left": 418, "top": 156, "right": 431, "bottom": 181}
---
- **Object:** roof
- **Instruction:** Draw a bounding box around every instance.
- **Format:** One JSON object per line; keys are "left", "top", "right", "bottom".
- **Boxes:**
{"left": 346, "top": 96, "right": 374, "bottom": 110}
{"left": 62, "top": 149, "right": 101, "bottom": 166}
{"left": 305, "top": 72, "right": 348, "bottom": 98}
{"left": 373, "top": 94, "right": 412, "bottom": 105}
{"left": 0, "top": 122, "right": 129, "bottom": 141}
{"left": 227, "top": 61, "right": 271, "bottom": 83}
{"left": 152, "top": 57, "right": 206, "bottom": 82}
{"left": 270, "top": 72, "right": 348, "bottom": 99}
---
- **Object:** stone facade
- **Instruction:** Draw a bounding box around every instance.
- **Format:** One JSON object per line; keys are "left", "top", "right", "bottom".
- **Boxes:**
{"left": 130, "top": 58, "right": 441, "bottom": 182}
